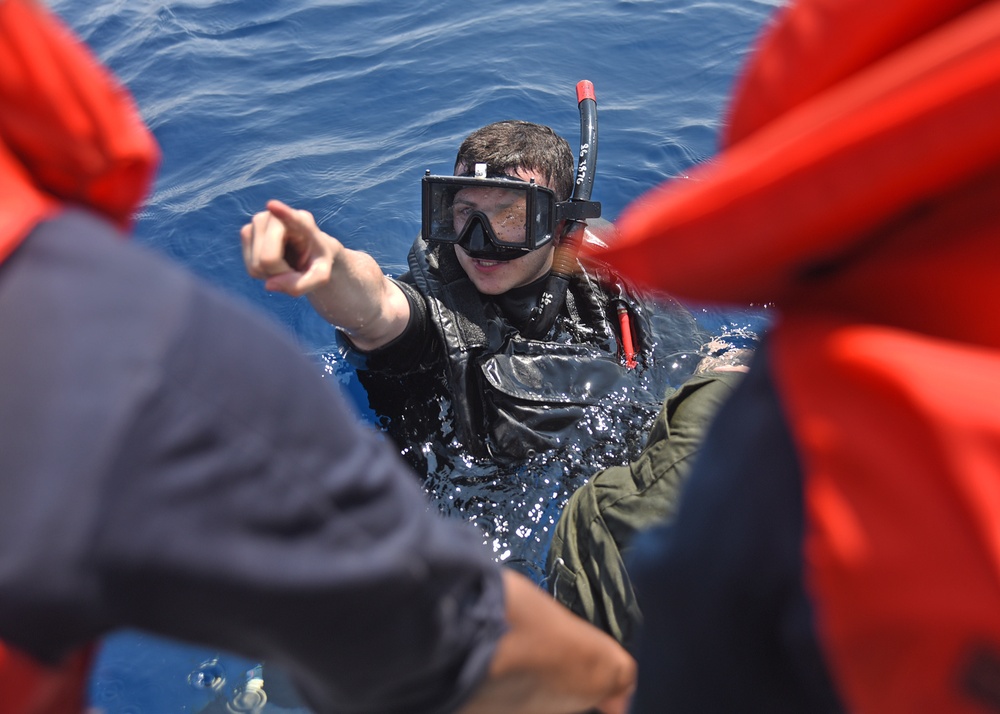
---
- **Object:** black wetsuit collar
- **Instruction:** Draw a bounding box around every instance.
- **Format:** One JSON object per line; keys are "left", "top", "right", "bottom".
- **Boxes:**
{"left": 492, "top": 273, "right": 550, "bottom": 332}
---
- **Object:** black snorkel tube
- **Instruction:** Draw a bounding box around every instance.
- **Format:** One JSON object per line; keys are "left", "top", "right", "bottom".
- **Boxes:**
{"left": 521, "top": 80, "right": 600, "bottom": 340}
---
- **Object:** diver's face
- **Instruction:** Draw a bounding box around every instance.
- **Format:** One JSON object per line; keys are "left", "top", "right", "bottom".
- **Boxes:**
{"left": 452, "top": 166, "right": 555, "bottom": 295}
{"left": 451, "top": 185, "right": 529, "bottom": 246}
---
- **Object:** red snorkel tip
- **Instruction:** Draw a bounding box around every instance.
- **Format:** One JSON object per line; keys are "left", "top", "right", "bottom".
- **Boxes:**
{"left": 576, "top": 80, "right": 596, "bottom": 104}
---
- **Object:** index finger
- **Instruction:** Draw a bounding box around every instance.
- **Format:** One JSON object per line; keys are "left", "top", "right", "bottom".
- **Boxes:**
{"left": 244, "top": 207, "right": 298, "bottom": 277}
{"left": 265, "top": 199, "right": 316, "bottom": 232}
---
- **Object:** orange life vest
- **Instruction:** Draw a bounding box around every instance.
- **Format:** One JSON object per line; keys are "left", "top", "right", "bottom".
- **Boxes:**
{"left": 600, "top": 0, "right": 1000, "bottom": 711}
{"left": 0, "top": 642, "right": 92, "bottom": 714}
{"left": 0, "top": 0, "right": 158, "bottom": 264}
{"left": 0, "top": 1, "right": 157, "bottom": 710}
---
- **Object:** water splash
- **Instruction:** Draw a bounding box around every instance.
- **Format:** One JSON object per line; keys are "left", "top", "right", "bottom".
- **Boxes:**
{"left": 187, "top": 658, "right": 226, "bottom": 693}
{"left": 225, "top": 665, "right": 267, "bottom": 714}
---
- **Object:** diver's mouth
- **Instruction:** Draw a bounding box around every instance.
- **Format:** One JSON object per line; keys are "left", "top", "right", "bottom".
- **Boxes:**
{"left": 472, "top": 259, "right": 501, "bottom": 268}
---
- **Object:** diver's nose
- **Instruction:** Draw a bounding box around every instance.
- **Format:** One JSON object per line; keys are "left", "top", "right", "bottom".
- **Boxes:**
{"left": 464, "top": 214, "right": 492, "bottom": 252}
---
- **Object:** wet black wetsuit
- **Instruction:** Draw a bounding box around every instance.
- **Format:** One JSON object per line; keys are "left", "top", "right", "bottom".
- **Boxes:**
{"left": 342, "top": 235, "right": 706, "bottom": 470}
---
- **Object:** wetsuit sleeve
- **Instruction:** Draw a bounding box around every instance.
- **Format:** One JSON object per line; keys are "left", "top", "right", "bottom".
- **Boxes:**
{"left": 338, "top": 278, "right": 442, "bottom": 375}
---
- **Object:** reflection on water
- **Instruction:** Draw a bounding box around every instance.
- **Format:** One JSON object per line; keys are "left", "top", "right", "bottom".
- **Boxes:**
{"left": 191, "top": 663, "right": 291, "bottom": 714}
{"left": 188, "top": 658, "right": 227, "bottom": 693}
{"left": 320, "top": 299, "right": 770, "bottom": 582}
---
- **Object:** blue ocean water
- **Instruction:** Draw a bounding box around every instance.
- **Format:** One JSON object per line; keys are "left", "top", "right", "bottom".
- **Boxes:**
{"left": 48, "top": 0, "right": 780, "bottom": 711}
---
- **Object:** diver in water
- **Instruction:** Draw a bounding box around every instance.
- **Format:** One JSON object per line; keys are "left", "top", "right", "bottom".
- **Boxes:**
{"left": 242, "top": 113, "right": 706, "bottom": 471}
{"left": 0, "top": 3, "right": 639, "bottom": 713}
{"left": 241, "top": 92, "right": 758, "bottom": 653}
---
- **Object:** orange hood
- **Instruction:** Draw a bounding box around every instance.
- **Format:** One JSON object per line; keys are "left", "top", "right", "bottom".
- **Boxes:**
{"left": 600, "top": 0, "right": 1000, "bottom": 340}
{"left": 0, "top": 0, "right": 159, "bottom": 264}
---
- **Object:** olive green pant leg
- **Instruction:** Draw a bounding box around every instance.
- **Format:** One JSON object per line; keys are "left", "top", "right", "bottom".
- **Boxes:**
{"left": 546, "top": 370, "right": 744, "bottom": 647}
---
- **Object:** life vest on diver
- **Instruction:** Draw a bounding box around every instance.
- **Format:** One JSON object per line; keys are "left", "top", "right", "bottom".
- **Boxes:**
{"left": 0, "top": 2, "right": 158, "bottom": 711}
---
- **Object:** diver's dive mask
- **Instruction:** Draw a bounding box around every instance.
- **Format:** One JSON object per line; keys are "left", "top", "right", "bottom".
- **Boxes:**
{"left": 421, "top": 164, "right": 600, "bottom": 262}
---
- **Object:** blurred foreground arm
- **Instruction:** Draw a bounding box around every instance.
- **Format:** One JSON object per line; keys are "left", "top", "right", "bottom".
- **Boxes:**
{"left": 240, "top": 199, "right": 410, "bottom": 350}
{"left": 461, "top": 570, "right": 636, "bottom": 714}
{"left": 1, "top": 211, "right": 630, "bottom": 714}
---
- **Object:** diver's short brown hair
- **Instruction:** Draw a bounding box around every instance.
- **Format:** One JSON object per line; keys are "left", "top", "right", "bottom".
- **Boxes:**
{"left": 454, "top": 120, "right": 575, "bottom": 202}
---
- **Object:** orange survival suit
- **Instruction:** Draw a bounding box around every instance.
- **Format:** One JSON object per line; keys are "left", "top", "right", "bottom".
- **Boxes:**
{"left": 602, "top": 0, "right": 1000, "bottom": 711}
{"left": 0, "top": 0, "right": 157, "bottom": 710}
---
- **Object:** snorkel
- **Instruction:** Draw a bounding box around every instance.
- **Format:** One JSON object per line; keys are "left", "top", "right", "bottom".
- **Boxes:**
{"left": 521, "top": 80, "right": 600, "bottom": 340}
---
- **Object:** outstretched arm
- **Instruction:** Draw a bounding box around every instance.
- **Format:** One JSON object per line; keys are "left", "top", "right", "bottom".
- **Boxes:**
{"left": 240, "top": 199, "right": 410, "bottom": 351}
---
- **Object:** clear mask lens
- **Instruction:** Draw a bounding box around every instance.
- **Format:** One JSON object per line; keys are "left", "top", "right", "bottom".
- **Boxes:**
{"left": 422, "top": 174, "right": 558, "bottom": 258}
